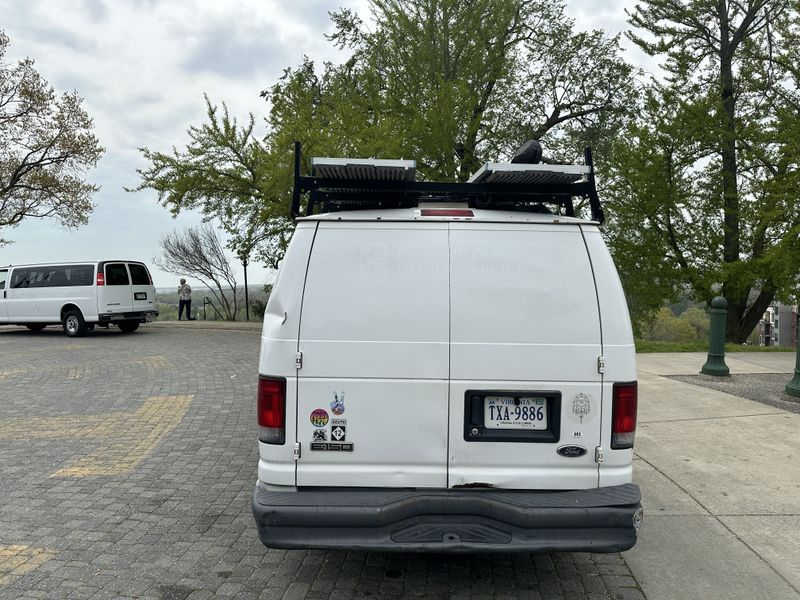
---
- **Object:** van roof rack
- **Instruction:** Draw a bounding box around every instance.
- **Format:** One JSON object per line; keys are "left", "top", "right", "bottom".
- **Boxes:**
{"left": 290, "top": 141, "right": 604, "bottom": 223}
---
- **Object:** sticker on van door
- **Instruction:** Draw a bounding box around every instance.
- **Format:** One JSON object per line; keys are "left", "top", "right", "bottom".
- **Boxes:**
{"left": 568, "top": 393, "right": 596, "bottom": 424}
{"left": 310, "top": 409, "right": 329, "bottom": 427}
{"left": 330, "top": 392, "right": 345, "bottom": 415}
{"left": 331, "top": 424, "right": 346, "bottom": 441}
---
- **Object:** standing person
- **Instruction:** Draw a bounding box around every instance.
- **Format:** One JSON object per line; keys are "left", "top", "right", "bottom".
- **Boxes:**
{"left": 178, "top": 278, "right": 194, "bottom": 321}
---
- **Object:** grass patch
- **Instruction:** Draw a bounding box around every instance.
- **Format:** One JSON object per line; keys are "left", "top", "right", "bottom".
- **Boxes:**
{"left": 635, "top": 340, "right": 795, "bottom": 353}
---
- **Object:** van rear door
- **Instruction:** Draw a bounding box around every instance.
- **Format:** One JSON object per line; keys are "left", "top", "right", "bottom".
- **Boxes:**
{"left": 295, "top": 221, "right": 450, "bottom": 488}
{"left": 99, "top": 262, "right": 134, "bottom": 314}
{"left": 128, "top": 262, "right": 156, "bottom": 314}
{"left": 447, "top": 223, "right": 603, "bottom": 490}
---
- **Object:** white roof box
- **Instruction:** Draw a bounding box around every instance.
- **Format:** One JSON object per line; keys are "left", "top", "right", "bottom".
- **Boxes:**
{"left": 312, "top": 157, "right": 416, "bottom": 182}
{"left": 468, "top": 162, "right": 590, "bottom": 185}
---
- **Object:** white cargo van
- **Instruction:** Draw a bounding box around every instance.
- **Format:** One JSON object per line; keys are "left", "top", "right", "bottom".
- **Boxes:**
{"left": 0, "top": 261, "right": 158, "bottom": 336}
{"left": 251, "top": 142, "right": 641, "bottom": 552}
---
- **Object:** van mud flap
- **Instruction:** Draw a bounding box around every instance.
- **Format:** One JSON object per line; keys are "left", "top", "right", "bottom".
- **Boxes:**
{"left": 252, "top": 484, "right": 641, "bottom": 553}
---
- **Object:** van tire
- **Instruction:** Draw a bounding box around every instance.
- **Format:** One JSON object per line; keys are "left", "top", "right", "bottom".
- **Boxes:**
{"left": 25, "top": 324, "right": 47, "bottom": 332}
{"left": 118, "top": 321, "right": 140, "bottom": 334}
{"left": 63, "top": 310, "right": 87, "bottom": 337}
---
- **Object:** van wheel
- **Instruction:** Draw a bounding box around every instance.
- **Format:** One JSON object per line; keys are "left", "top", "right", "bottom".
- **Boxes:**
{"left": 118, "top": 321, "right": 140, "bottom": 334}
{"left": 63, "top": 310, "right": 87, "bottom": 337}
{"left": 25, "top": 324, "right": 47, "bottom": 332}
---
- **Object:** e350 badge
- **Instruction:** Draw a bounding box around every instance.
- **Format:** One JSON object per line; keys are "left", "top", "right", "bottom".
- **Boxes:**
{"left": 311, "top": 442, "right": 353, "bottom": 452}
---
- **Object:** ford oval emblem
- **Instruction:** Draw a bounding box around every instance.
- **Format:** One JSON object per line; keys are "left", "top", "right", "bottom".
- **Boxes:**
{"left": 557, "top": 445, "right": 587, "bottom": 458}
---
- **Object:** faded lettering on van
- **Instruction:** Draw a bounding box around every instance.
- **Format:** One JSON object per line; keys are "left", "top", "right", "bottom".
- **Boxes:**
{"left": 358, "top": 242, "right": 445, "bottom": 283}
{"left": 451, "top": 246, "right": 536, "bottom": 285}
{"left": 357, "top": 243, "right": 390, "bottom": 282}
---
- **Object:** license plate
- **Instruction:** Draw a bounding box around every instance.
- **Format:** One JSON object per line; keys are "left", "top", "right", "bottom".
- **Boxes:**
{"left": 135, "top": 292, "right": 147, "bottom": 300}
{"left": 484, "top": 396, "right": 547, "bottom": 430}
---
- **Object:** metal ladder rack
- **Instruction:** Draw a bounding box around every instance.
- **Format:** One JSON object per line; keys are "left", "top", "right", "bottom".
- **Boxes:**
{"left": 290, "top": 142, "right": 604, "bottom": 223}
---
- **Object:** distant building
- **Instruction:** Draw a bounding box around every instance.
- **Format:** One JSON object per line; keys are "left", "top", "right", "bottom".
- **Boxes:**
{"left": 759, "top": 303, "right": 797, "bottom": 347}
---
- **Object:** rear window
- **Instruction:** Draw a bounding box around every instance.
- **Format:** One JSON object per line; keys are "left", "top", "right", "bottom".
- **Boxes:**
{"left": 128, "top": 263, "right": 150, "bottom": 285}
{"left": 105, "top": 264, "right": 130, "bottom": 286}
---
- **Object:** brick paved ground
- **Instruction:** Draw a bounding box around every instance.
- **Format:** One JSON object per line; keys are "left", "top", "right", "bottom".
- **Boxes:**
{"left": 0, "top": 325, "right": 645, "bottom": 599}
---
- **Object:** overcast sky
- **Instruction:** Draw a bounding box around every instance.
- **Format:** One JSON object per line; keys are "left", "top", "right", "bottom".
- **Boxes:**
{"left": 1, "top": 0, "right": 645, "bottom": 289}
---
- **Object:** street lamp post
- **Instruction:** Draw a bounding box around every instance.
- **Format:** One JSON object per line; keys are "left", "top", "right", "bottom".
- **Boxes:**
{"left": 242, "top": 258, "right": 249, "bottom": 322}
{"left": 785, "top": 311, "right": 800, "bottom": 397}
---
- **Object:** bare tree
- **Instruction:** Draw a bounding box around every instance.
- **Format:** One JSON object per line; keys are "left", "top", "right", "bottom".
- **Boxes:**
{"left": 155, "top": 225, "right": 238, "bottom": 320}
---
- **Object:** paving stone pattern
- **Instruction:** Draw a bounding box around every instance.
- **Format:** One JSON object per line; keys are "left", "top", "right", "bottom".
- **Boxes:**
{"left": 0, "top": 326, "right": 645, "bottom": 599}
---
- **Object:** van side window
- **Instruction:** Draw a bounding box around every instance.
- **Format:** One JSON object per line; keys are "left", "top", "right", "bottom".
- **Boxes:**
{"left": 17, "top": 265, "right": 93, "bottom": 287}
{"left": 27, "top": 268, "right": 54, "bottom": 287}
{"left": 105, "top": 264, "right": 130, "bottom": 286}
{"left": 0, "top": 270, "right": 6, "bottom": 289}
{"left": 64, "top": 265, "right": 94, "bottom": 286}
{"left": 11, "top": 270, "right": 29, "bottom": 288}
{"left": 128, "top": 263, "right": 150, "bottom": 285}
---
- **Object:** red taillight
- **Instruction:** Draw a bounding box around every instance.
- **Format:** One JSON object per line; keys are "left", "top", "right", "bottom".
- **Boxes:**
{"left": 611, "top": 382, "right": 638, "bottom": 449}
{"left": 257, "top": 376, "right": 286, "bottom": 444}
{"left": 420, "top": 208, "right": 474, "bottom": 217}
{"left": 96, "top": 271, "right": 105, "bottom": 286}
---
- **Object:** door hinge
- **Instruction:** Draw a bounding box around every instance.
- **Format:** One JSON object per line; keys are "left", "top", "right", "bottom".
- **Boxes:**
{"left": 597, "top": 356, "right": 605, "bottom": 374}
{"left": 293, "top": 442, "right": 301, "bottom": 460}
{"left": 295, "top": 351, "right": 303, "bottom": 369}
{"left": 595, "top": 446, "right": 605, "bottom": 464}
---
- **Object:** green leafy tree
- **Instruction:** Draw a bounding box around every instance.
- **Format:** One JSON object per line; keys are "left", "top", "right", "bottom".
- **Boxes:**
{"left": 0, "top": 31, "right": 103, "bottom": 244}
{"left": 134, "top": 1, "right": 635, "bottom": 268}
{"left": 266, "top": 0, "right": 636, "bottom": 185}
{"left": 610, "top": 0, "right": 799, "bottom": 342}
{"left": 640, "top": 307, "right": 698, "bottom": 342}
{"left": 130, "top": 96, "right": 293, "bottom": 269}
{"left": 679, "top": 306, "right": 710, "bottom": 341}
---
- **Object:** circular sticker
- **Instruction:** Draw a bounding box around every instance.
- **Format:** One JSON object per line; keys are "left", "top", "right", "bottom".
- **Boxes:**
{"left": 310, "top": 409, "right": 329, "bottom": 428}
{"left": 567, "top": 393, "right": 596, "bottom": 425}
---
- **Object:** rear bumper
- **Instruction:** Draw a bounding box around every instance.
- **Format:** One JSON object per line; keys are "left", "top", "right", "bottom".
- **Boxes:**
{"left": 252, "top": 483, "right": 642, "bottom": 553}
{"left": 98, "top": 310, "right": 158, "bottom": 323}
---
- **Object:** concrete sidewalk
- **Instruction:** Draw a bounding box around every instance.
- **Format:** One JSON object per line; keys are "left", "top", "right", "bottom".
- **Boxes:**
{"left": 626, "top": 353, "right": 800, "bottom": 600}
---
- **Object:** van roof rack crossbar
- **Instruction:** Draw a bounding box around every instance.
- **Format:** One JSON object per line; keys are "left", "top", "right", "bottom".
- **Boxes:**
{"left": 291, "top": 142, "right": 604, "bottom": 223}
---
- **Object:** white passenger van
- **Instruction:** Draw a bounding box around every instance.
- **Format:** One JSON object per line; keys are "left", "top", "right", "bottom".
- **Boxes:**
{"left": 0, "top": 261, "right": 158, "bottom": 336}
{"left": 251, "top": 142, "right": 641, "bottom": 553}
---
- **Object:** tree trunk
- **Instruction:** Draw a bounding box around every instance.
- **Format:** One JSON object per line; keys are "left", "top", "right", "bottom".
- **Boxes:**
{"left": 718, "top": 3, "right": 742, "bottom": 343}
{"left": 723, "top": 283, "right": 776, "bottom": 344}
